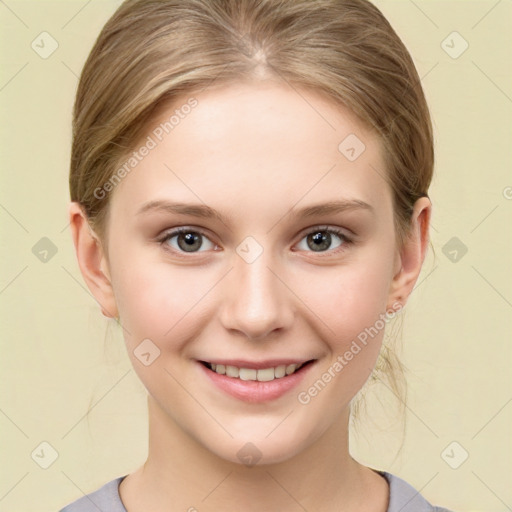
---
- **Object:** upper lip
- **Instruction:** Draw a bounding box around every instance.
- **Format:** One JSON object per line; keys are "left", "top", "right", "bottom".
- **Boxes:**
{"left": 198, "top": 358, "right": 315, "bottom": 370}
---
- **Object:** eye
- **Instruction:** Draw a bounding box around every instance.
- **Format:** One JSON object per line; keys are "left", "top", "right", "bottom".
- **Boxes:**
{"left": 295, "top": 226, "right": 352, "bottom": 253}
{"left": 159, "top": 227, "right": 216, "bottom": 253}
{"left": 157, "top": 225, "right": 352, "bottom": 256}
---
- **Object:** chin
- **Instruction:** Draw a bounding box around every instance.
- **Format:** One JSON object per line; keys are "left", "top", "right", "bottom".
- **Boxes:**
{"left": 203, "top": 433, "right": 308, "bottom": 468}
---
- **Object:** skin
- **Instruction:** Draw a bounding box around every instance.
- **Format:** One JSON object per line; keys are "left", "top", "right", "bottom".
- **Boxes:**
{"left": 69, "top": 78, "right": 431, "bottom": 512}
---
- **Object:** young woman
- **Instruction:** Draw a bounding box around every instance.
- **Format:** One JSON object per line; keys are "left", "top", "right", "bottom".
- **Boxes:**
{"left": 61, "top": 0, "right": 452, "bottom": 510}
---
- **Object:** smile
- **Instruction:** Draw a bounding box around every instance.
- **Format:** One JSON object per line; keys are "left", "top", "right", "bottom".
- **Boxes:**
{"left": 200, "top": 361, "right": 311, "bottom": 381}
{"left": 197, "top": 359, "right": 317, "bottom": 402}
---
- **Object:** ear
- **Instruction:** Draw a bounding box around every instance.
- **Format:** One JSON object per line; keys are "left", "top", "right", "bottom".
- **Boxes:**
{"left": 68, "top": 202, "right": 119, "bottom": 318}
{"left": 387, "top": 196, "right": 432, "bottom": 310}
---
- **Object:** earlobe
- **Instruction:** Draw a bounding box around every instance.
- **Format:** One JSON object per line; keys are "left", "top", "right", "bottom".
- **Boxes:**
{"left": 68, "top": 202, "right": 119, "bottom": 318}
{"left": 387, "top": 197, "right": 432, "bottom": 310}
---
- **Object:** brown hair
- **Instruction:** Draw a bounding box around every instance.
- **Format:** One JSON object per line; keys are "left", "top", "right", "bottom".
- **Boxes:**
{"left": 70, "top": 0, "right": 434, "bottom": 418}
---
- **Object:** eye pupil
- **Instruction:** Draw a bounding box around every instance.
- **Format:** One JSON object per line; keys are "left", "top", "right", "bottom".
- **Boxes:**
{"left": 307, "top": 231, "right": 331, "bottom": 251}
{"left": 178, "top": 232, "right": 202, "bottom": 252}
{"left": 167, "top": 228, "right": 344, "bottom": 255}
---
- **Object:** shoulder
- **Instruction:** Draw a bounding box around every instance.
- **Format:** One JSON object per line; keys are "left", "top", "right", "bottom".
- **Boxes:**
{"left": 59, "top": 475, "right": 127, "bottom": 512}
{"left": 378, "top": 471, "right": 454, "bottom": 512}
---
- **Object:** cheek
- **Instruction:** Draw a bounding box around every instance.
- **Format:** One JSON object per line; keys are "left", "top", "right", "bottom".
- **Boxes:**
{"left": 295, "top": 260, "right": 393, "bottom": 411}
{"left": 111, "top": 257, "right": 217, "bottom": 345}
{"left": 294, "top": 254, "right": 393, "bottom": 345}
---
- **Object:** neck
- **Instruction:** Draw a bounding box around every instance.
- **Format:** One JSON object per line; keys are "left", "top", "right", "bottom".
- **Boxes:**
{"left": 119, "top": 396, "right": 387, "bottom": 512}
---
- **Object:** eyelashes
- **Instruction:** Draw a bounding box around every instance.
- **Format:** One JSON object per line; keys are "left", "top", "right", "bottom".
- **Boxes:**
{"left": 157, "top": 225, "right": 354, "bottom": 257}
{"left": 294, "top": 227, "right": 351, "bottom": 253}
{"left": 159, "top": 227, "right": 217, "bottom": 254}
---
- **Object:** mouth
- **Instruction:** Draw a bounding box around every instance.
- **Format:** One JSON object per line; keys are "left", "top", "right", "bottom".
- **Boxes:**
{"left": 198, "top": 359, "right": 315, "bottom": 381}
{"left": 197, "top": 358, "right": 317, "bottom": 402}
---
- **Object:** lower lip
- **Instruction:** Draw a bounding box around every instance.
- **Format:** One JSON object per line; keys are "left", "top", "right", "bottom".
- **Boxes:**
{"left": 197, "top": 361, "right": 315, "bottom": 403}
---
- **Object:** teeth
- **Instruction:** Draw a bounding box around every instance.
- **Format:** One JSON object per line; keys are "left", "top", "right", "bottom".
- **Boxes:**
{"left": 226, "top": 365, "right": 239, "bottom": 378}
{"left": 239, "top": 368, "right": 257, "bottom": 381}
{"left": 208, "top": 362, "right": 306, "bottom": 381}
{"left": 274, "top": 365, "right": 286, "bottom": 378}
{"left": 255, "top": 367, "right": 274, "bottom": 382}
{"left": 285, "top": 364, "right": 297, "bottom": 375}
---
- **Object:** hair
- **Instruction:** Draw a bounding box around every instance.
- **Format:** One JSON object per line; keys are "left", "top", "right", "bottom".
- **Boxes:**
{"left": 70, "top": 0, "right": 434, "bottom": 423}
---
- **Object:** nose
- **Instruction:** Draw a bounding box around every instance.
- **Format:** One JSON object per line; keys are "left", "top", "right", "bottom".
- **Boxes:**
{"left": 219, "top": 248, "right": 295, "bottom": 341}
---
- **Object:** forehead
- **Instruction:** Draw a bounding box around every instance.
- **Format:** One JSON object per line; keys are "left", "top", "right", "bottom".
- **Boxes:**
{"left": 109, "top": 79, "right": 391, "bottom": 222}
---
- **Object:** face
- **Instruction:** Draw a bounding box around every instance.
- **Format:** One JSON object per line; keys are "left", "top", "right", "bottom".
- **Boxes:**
{"left": 99, "top": 79, "right": 403, "bottom": 465}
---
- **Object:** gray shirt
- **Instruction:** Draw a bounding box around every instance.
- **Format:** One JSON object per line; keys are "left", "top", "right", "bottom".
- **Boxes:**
{"left": 59, "top": 471, "right": 453, "bottom": 511}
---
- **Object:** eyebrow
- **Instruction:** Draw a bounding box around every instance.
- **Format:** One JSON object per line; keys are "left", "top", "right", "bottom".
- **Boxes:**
{"left": 288, "top": 199, "right": 374, "bottom": 218}
{"left": 136, "top": 198, "right": 374, "bottom": 224}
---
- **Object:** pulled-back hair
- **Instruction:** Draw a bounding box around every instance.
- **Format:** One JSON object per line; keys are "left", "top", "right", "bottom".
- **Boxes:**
{"left": 70, "top": 0, "right": 434, "bottom": 419}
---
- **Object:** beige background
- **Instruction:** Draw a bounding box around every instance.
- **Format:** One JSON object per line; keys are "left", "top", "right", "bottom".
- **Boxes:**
{"left": 1, "top": 1, "right": 511, "bottom": 511}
